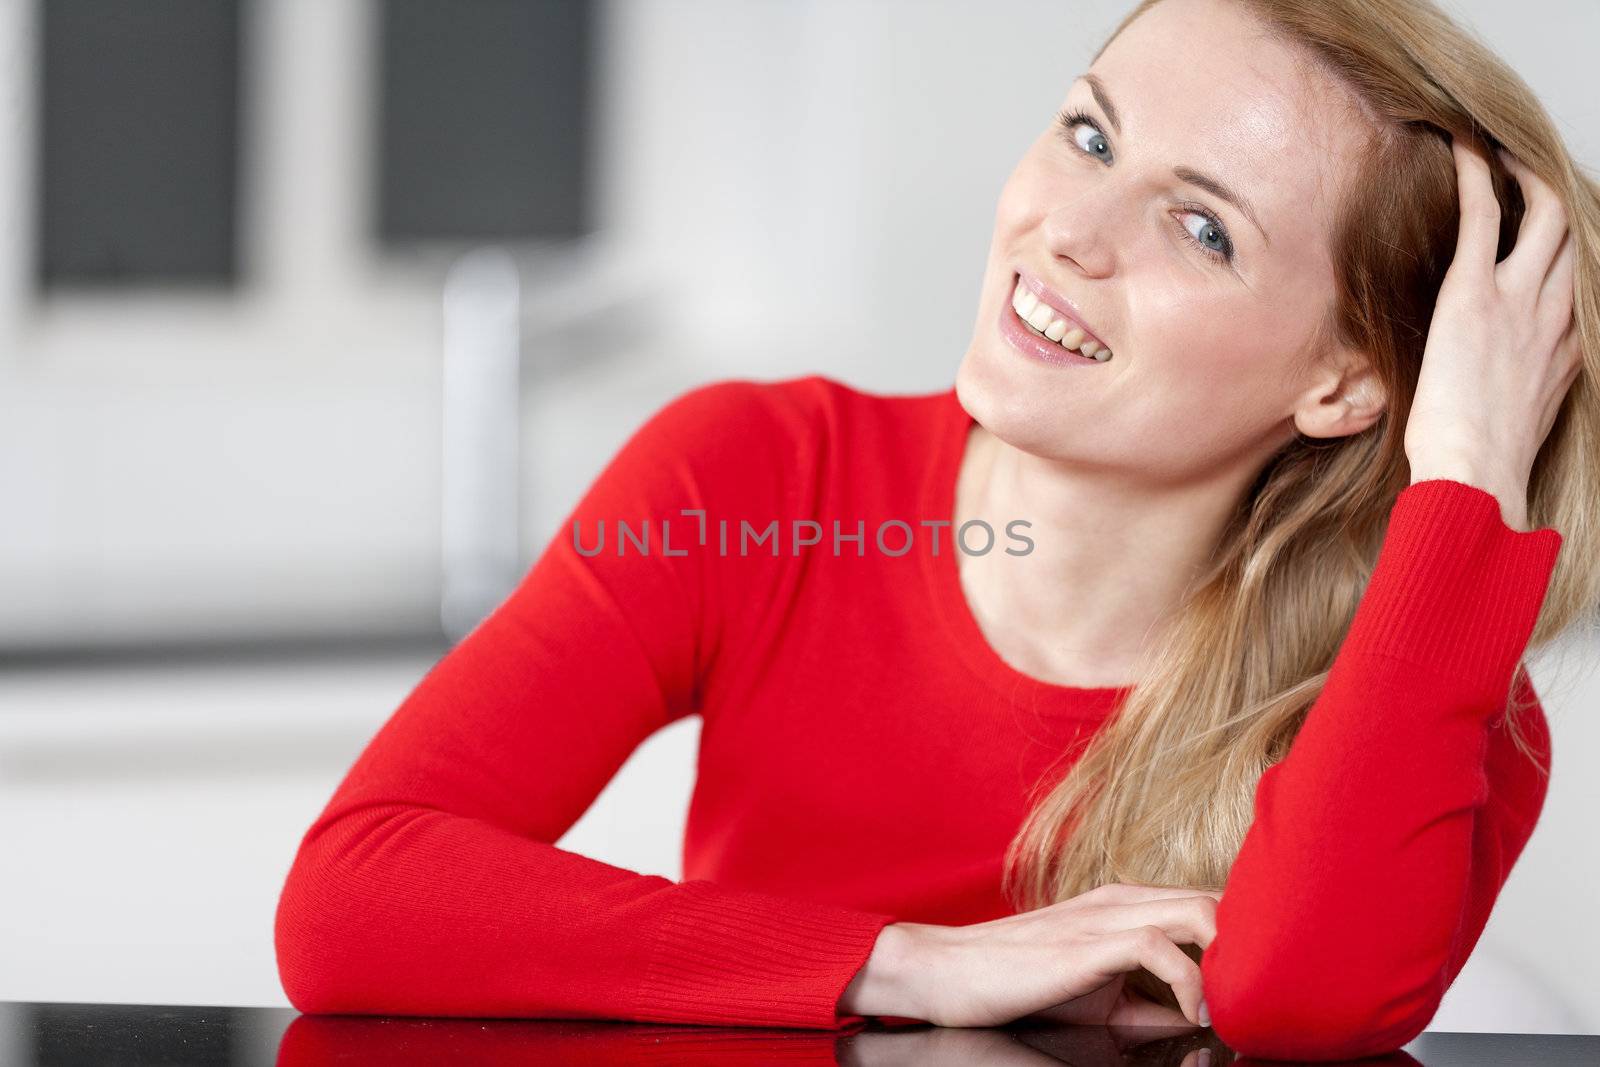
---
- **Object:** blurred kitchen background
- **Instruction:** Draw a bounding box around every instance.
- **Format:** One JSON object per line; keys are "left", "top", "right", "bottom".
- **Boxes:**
{"left": 0, "top": 0, "right": 1596, "bottom": 1040}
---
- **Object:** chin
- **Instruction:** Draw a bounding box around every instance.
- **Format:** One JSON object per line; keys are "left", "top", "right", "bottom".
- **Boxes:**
{"left": 952, "top": 350, "right": 989, "bottom": 420}
{"left": 953, "top": 354, "right": 1033, "bottom": 448}
{"left": 957, "top": 342, "right": 1033, "bottom": 423}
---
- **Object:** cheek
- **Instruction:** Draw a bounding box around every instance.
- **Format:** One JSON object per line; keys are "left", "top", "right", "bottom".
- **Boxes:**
{"left": 1135, "top": 281, "right": 1306, "bottom": 390}
{"left": 994, "top": 152, "right": 1060, "bottom": 230}
{"left": 1127, "top": 299, "right": 1302, "bottom": 437}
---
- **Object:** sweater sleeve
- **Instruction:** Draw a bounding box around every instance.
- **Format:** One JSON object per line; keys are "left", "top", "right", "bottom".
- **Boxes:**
{"left": 273, "top": 378, "right": 898, "bottom": 1029}
{"left": 1201, "top": 478, "right": 1562, "bottom": 1060}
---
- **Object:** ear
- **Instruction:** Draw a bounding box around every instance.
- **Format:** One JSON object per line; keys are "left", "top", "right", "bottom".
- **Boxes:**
{"left": 1291, "top": 342, "right": 1388, "bottom": 439}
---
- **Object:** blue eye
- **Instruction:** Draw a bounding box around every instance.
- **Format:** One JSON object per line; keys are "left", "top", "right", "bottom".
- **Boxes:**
{"left": 1056, "top": 107, "right": 1111, "bottom": 160}
{"left": 1052, "top": 107, "right": 1237, "bottom": 267}
{"left": 1177, "top": 204, "right": 1236, "bottom": 264}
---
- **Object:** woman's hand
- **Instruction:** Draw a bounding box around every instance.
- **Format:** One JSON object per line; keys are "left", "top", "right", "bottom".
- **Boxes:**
{"left": 1405, "top": 137, "right": 1582, "bottom": 531}
{"left": 841, "top": 882, "right": 1220, "bottom": 1029}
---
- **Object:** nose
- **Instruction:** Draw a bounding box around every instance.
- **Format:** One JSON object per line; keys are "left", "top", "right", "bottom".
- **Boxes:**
{"left": 1040, "top": 187, "right": 1118, "bottom": 279}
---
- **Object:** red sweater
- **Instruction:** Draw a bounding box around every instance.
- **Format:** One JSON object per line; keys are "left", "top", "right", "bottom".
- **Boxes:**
{"left": 274, "top": 374, "right": 1562, "bottom": 1060}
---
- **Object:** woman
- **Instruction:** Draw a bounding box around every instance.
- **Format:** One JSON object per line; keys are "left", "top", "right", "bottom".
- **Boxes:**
{"left": 274, "top": 0, "right": 1595, "bottom": 1059}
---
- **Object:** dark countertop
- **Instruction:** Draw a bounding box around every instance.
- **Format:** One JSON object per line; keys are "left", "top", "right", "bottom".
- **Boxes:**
{"left": 4, "top": 1001, "right": 1597, "bottom": 1066}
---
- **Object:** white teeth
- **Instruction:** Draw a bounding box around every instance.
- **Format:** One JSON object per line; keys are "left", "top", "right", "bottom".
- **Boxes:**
{"left": 1011, "top": 276, "right": 1111, "bottom": 361}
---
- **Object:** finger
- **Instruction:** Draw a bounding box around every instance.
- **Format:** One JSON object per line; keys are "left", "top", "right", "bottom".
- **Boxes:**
{"left": 1079, "top": 882, "right": 1224, "bottom": 908}
{"left": 1095, "top": 895, "right": 1220, "bottom": 950}
{"left": 1563, "top": 316, "right": 1585, "bottom": 379}
{"left": 1536, "top": 229, "right": 1576, "bottom": 330}
{"left": 1554, "top": 315, "right": 1584, "bottom": 386}
{"left": 1496, "top": 148, "right": 1570, "bottom": 296}
{"left": 1530, "top": 318, "right": 1583, "bottom": 451}
{"left": 1102, "top": 926, "right": 1206, "bottom": 1025}
{"left": 1106, "top": 993, "right": 1195, "bottom": 1029}
{"left": 1450, "top": 138, "right": 1501, "bottom": 283}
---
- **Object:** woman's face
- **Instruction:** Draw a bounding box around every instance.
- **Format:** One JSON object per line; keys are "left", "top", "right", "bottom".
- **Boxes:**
{"left": 957, "top": 0, "right": 1382, "bottom": 488}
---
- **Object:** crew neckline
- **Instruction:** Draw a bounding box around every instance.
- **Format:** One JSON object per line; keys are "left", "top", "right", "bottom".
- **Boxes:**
{"left": 918, "top": 386, "right": 1134, "bottom": 711}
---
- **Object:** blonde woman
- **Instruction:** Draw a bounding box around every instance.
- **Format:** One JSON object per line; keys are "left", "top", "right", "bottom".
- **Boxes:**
{"left": 274, "top": 0, "right": 1595, "bottom": 1060}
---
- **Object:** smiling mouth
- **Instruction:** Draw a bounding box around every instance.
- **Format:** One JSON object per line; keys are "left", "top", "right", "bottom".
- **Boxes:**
{"left": 1010, "top": 274, "right": 1112, "bottom": 361}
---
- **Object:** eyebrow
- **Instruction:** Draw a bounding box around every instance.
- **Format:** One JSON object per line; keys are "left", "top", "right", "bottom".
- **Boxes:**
{"left": 1081, "top": 73, "right": 1271, "bottom": 247}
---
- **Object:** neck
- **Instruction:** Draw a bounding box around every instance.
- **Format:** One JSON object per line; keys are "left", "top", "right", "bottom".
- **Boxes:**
{"left": 953, "top": 422, "right": 1254, "bottom": 687}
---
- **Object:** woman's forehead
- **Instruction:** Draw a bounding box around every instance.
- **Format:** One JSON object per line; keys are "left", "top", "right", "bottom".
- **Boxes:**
{"left": 1088, "top": 0, "right": 1377, "bottom": 258}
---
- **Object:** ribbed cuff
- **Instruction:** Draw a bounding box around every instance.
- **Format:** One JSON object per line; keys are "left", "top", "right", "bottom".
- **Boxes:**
{"left": 1343, "top": 479, "right": 1562, "bottom": 701}
{"left": 631, "top": 878, "right": 899, "bottom": 1029}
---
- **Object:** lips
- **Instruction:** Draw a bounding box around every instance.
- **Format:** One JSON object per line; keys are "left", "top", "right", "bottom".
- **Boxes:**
{"left": 1015, "top": 270, "right": 1108, "bottom": 351}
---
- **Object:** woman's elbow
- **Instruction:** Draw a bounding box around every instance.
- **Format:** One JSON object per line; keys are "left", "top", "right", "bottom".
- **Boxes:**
{"left": 274, "top": 866, "right": 336, "bottom": 1013}
{"left": 1206, "top": 964, "right": 1440, "bottom": 1059}
{"left": 272, "top": 849, "right": 381, "bottom": 1015}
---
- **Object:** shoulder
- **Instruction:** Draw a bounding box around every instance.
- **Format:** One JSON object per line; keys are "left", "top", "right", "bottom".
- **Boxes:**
{"left": 599, "top": 374, "right": 955, "bottom": 531}
{"left": 635, "top": 372, "right": 942, "bottom": 464}
{"left": 643, "top": 372, "right": 880, "bottom": 430}
{"left": 582, "top": 375, "right": 846, "bottom": 518}
{"left": 636, "top": 373, "right": 829, "bottom": 444}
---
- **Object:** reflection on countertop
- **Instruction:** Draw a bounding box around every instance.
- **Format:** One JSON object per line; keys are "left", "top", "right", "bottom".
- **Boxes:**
{"left": 5, "top": 1000, "right": 1600, "bottom": 1067}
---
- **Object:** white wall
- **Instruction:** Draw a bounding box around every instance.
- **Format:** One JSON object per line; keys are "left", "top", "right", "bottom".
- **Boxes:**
{"left": 5, "top": 0, "right": 1596, "bottom": 642}
{"left": 0, "top": 0, "right": 1596, "bottom": 1037}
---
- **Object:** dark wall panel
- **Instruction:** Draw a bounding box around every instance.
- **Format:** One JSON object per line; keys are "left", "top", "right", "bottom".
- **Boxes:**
{"left": 38, "top": 0, "right": 241, "bottom": 286}
{"left": 377, "top": 0, "right": 593, "bottom": 243}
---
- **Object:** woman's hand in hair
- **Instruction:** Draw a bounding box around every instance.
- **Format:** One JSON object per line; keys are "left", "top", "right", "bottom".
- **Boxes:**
{"left": 840, "top": 882, "right": 1220, "bottom": 1029}
{"left": 1405, "top": 137, "right": 1582, "bottom": 532}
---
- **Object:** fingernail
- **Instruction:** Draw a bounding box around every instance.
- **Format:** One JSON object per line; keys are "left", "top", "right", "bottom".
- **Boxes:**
{"left": 1198, "top": 998, "right": 1211, "bottom": 1027}
{"left": 1198, "top": 1049, "right": 1213, "bottom": 1067}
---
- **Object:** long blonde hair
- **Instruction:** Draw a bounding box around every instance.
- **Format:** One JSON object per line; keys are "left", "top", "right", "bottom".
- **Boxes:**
{"left": 1001, "top": 0, "right": 1600, "bottom": 1012}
